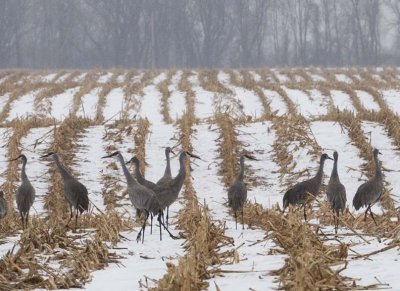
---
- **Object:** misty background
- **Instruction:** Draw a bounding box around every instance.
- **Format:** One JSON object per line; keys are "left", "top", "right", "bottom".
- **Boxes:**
{"left": 1, "top": 0, "right": 400, "bottom": 69}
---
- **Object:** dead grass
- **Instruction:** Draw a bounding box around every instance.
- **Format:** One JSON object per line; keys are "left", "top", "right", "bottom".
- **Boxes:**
{"left": 152, "top": 113, "right": 232, "bottom": 290}
{"left": 95, "top": 70, "right": 124, "bottom": 122}
{"left": 158, "top": 70, "right": 175, "bottom": 124}
{"left": 71, "top": 71, "right": 102, "bottom": 117}
{"left": 198, "top": 69, "right": 233, "bottom": 95}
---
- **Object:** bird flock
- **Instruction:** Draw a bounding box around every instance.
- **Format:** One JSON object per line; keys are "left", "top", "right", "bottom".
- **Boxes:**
{"left": 0, "top": 147, "right": 383, "bottom": 241}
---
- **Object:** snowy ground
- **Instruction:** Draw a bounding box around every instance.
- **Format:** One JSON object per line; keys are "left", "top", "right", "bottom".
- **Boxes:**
{"left": 1, "top": 68, "right": 400, "bottom": 290}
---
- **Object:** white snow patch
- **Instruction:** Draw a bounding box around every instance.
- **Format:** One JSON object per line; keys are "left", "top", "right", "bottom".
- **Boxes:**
{"left": 168, "top": 71, "right": 186, "bottom": 120}
{"left": 7, "top": 90, "right": 41, "bottom": 121}
{"left": 187, "top": 72, "right": 215, "bottom": 120}
{"left": 191, "top": 123, "right": 285, "bottom": 290}
{"left": 335, "top": 74, "right": 353, "bottom": 83}
{"left": 40, "top": 73, "right": 57, "bottom": 83}
{"left": 103, "top": 88, "right": 125, "bottom": 122}
{"left": 262, "top": 89, "right": 287, "bottom": 116}
{"left": 218, "top": 71, "right": 263, "bottom": 118}
{"left": 309, "top": 73, "right": 326, "bottom": 82}
{"left": 50, "top": 87, "right": 80, "bottom": 120}
{"left": 331, "top": 90, "right": 356, "bottom": 112}
{"left": 236, "top": 122, "right": 282, "bottom": 208}
{"left": 74, "top": 126, "right": 108, "bottom": 212}
{"left": 138, "top": 85, "right": 163, "bottom": 124}
{"left": 355, "top": 90, "right": 380, "bottom": 112}
{"left": 273, "top": 70, "right": 290, "bottom": 83}
{"left": 0, "top": 128, "right": 12, "bottom": 186}
{"left": 0, "top": 94, "right": 10, "bottom": 113}
{"left": 341, "top": 235, "right": 400, "bottom": 289}
{"left": 97, "top": 72, "right": 113, "bottom": 84}
{"left": 283, "top": 87, "right": 327, "bottom": 118}
{"left": 56, "top": 72, "right": 71, "bottom": 83}
{"left": 381, "top": 90, "right": 400, "bottom": 115}
{"left": 250, "top": 71, "right": 262, "bottom": 82}
{"left": 76, "top": 87, "right": 100, "bottom": 120}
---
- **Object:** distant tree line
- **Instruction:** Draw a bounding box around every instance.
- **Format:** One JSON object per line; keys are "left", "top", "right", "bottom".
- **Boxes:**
{"left": 0, "top": 0, "right": 399, "bottom": 69}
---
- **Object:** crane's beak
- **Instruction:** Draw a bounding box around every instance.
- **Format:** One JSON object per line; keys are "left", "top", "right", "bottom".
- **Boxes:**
{"left": 186, "top": 152, "right": 201, "bottom": 160}
{"left": 40, "top": 152, "right": 55, "bottom": 159}
{"left": 9, "top": 155, "right": 23, "bottom": 162}
{"left": 102, "top": 151, "right": 119, "bottom": 159}
{"left": 243, "top": 154, "right": 258, "bottom": 161}
{"left": 327, "top": 156, "right": 334, "bottom": 160}
{"left": 125, "top": 158, "right": 132, "bottom": 165}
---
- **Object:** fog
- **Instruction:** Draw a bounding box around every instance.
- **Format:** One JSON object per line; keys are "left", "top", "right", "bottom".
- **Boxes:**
{"left": 0, "top": 0, "right": 399, "bottom": 69}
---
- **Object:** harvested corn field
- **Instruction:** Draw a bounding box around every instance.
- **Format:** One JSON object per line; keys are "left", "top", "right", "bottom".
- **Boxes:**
{"left": 0, "top": 68, "right": 400, "bottom": 290}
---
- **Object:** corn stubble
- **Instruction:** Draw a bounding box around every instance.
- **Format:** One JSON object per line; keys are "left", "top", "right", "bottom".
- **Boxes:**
{"left": 1, "top": 68, "right": 400, "bottom": 290}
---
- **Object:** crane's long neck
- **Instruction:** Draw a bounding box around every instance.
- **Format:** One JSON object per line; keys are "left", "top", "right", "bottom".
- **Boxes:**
{"left": 331, "top": 157, "right": 338, "bottom": 178}
{"left": 133, "top": 160, "right": 145, "bottom": 183}
{"left": 374, "top": 153, "right": 382, "bottom": 178}
{"left": 237, "top": 157, "right": 245, "bottom": 182}
{"left": 117, "top": 154, "right": 135, "bottom": 185}
{"left": 175, "top": 155, "right": 186, "bottom": 185}
{"left": 21, "top": 158, "right": 28, "bottom": 181}
{"left": 164, "top": 151, "right": 171, "bottom": 177}
{"left": 315, "top": 158, "right": 326, "bottom": 184}
{"left": 53, "top": 154, "right": 73, "bottom": 180}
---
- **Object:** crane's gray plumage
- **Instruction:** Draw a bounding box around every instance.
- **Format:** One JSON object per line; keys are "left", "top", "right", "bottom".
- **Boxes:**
{"left": 352, "top": 148, "right": 383, "bottom": 225}
{"left": 227, "top": 154, "right": 255, "bottom": 230}
{"left": 41, "top": 152, "right": 89, "bottom": 228}
{"left": 103, "top": 151, "right": 177, "bottom": 242}
{"left": 283, "top": 153, "right": 333, "bottom": 220}
{"left": 156, "top": 147, "right": 174, "bottom": 186}
{"left": 0, "top": 191, "right": 8, "bottom": 219}
{"left": 327, "top": 151, "right": 346, "bottom": 234}
{"left": 12, "top": 154, "right": 35, "bottom": 229}
{"left": 126, "top": 156, "right": 156, "bottom": 221}
{"left": 128, "top": 156, "right": 157, "bottom": 190}
{"left": 152, "top": 151, "right": 200, "bottom": 228}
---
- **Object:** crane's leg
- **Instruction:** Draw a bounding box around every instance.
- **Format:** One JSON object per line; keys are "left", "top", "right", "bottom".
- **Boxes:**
{"left": 234, "top": 211, "right": 237, "bottom": 230}
{"left": 26, "top": 211, "right": 29, "bottom": 229}
{"left": 157, "top": 211, "right": 163, "bottom": 241}
{"left": 334, "top": 210, "right": 338, "bottom": 234}
{"left": 166, "top": 207, "right": 170, "bottom": 230}
{"left": 303, "top": 204, "right": 307, "bottom": 221}
{"left": 75, "top": 208, "right": 79, "bottom": 229}
{"left": 20, "top": 212, "right": 24, "bottom": 230}
{"left": 364, "top": 205, "right": 370, "bottom": 221}
{"left": 241, "top": 208, "right": 244, "bottom": 230}
{"left": 66, "top": 205, "right": 73, "bottom": 227}
{"left": 136, "top": 211, "right": 149, "bottom": 244}
{"left": 369, "top": 206, "right": 378, "bottom": 226}
{"left": 158, "top": 216, "right": 179, "bottom": 240}
{"left": 150, "top": 213, "right": 153, "bottom": 235}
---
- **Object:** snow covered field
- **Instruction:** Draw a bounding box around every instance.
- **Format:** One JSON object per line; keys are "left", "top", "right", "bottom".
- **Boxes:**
{"left": 0, "top": 68, "right": 399, "bottom": 290}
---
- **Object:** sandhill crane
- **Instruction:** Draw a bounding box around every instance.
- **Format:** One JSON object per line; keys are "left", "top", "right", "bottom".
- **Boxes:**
{"left": 41, "top": 152, "right": 89, "bottom": 228}
{"left": 126, "top": 155, "right": 157, "bottom": 233}
{"left": 0, "top": 191, "right": 8, "bottom": 219}
{"left": 327, "top": 151, "right": 347, "bottom": 234}
{"left": 156, "top": 147, "right": 175, "bottom": 185}
{"left": 102, "top": 151, "right": 176, "bottom": 242}
{"left": 283, "top": 153, "right": 333, "bottom": 220}
{"left": 151, "top": 151, "right": 200, "bottom": 229}
{"left": 228, "top": 154, "right": 257, "bottom": 230}
{"left": 11, "top": 154, "right": 35, "bottom": 229}
{"left": 353, "top": 148, "right": 383, "bottom": 225}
